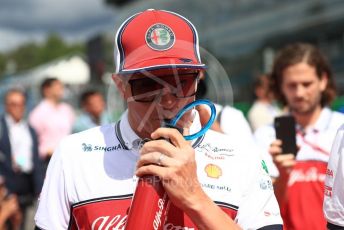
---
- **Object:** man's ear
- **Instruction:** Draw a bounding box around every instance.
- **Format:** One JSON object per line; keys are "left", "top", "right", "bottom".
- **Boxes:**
{"left": 112, "top": 74, "right": 126, "bottom": 99}
{"left": 319, "top": 73, "right": 328, "bottom": 92}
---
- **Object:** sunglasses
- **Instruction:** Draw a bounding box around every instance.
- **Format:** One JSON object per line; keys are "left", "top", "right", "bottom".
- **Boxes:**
{"left": 128, "top": 72, "right": 200, "bottom": 102}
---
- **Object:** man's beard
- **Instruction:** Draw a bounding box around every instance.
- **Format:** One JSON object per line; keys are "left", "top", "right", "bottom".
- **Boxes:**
{"left": 289, "top": 96, "right": 321, "bottom": 116}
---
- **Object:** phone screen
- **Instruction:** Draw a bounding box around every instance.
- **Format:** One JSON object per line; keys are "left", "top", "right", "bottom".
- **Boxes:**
{"left": 274, "top": 115, "right": 298, "bottom": 155}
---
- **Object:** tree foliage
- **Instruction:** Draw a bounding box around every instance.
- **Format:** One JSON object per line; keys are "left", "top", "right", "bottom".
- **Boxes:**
{"left": 0, "top": 33, "right": 85, "bottom": 78}
{"left": 0, "top": 54, "right": 5, "bottom": 75}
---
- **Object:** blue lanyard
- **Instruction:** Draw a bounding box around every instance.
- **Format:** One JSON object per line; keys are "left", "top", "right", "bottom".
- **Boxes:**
{"left": 168, "top": 99, "right": 216, "bottom": 141}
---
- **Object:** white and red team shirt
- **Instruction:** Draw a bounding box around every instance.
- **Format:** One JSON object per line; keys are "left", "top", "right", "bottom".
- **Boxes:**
{"left": 35, "top": 111, "right": 283, "bottom": 230}
{"left": 254, "top": 108, "right": 344, "bottom": 230}
{"left": 324, "top": 124, "right": 344, "bottom": 228}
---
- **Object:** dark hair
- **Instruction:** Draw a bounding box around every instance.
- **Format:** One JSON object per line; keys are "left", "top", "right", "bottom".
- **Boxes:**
{"left": 270, "top": 42, "right": 336, "bottom": 107}
{"left": 40, "top": 77, "right": 59, "bottom": 97}
{"left": 195, "top": 78, "right": 207, "bottom": 99}
{"left": 254, "top": 74, "right": 270, "bottom": 89}
{"left": 252, "top": 74, "right": 271, "bottom": 99}
{"left": 79, "top": 89, "right": 102, "bottom": 107}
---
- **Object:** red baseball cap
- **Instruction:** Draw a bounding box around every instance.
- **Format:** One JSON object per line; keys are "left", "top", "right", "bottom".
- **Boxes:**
{"left": 115, "top": 9, "right": 206, "bottom": 74}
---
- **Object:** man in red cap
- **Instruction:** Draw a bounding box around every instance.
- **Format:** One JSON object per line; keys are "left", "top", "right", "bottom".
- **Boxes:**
{"left": 35, "top": 9, "right": 283, "bottom": 229}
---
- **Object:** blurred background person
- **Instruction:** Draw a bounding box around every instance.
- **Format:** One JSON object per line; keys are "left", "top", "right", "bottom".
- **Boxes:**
{"left": 73, "top": 89, "right": 111, "bottom": 133}
{"left": 248, "top": 74, "right": 282, "bottom": 132}
{"left": 0, "top": 89, "right": 44, "bottom": 230}
{"left": 196, "top": 77, "right": 253, "bottom": 142}
{"left": 29, "top": 78, "right": 75, "bottom": 166}
{"left": 254, "top": 42, "right": 344, "bottom": 230}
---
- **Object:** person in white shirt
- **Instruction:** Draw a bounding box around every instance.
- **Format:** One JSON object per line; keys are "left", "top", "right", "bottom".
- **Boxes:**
{"left": 196, "top": 78, "right": 253, "bottom": 142}
{"left": 0, "top": 88, "right": 45, "bottom": 229}
{"left": 248, "top": 74, "right": 282, "bottom": 132}
{"left": 324, "top": 124, "right": 344, "bottom": 229}
{"left": 35, "top": 9, "right": 282, "bottom": 230}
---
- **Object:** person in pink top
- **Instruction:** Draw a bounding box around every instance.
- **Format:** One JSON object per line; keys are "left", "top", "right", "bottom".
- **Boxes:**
{"left": 29, "top": 78, "right": 75, "bottom": 165}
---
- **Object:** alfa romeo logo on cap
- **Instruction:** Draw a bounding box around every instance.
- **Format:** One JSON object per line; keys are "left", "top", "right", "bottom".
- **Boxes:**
{"left": 145, "top": 23, "right": 175, "bottom": 51}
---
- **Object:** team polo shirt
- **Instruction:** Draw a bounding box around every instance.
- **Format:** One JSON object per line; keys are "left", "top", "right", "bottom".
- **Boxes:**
{"left": 324, "top": 124, "right": 344, "bottom": 228}
{"left": 35, "top": 110, "right": 282, "bottom": 230}
{"left": 254, "top": 108, "right": 344, "bottom": 230}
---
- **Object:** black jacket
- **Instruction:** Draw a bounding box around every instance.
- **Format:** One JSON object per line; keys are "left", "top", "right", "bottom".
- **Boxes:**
{"left": 0, "top": 116, "right": 45, "bottom": 205}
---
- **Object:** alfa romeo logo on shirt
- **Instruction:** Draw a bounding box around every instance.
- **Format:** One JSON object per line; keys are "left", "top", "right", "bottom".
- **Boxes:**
{"left": 145, "top": 23, "right": 175, "bottom": 51}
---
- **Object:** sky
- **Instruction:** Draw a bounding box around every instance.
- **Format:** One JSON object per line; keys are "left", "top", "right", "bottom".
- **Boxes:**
{"left": 0, "top": 0, "right": 118, "bottom": 53}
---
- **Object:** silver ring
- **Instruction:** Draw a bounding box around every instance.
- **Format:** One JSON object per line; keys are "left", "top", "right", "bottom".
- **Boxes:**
{"left": 157, "top": 153, "right": 165, "bottom": 166}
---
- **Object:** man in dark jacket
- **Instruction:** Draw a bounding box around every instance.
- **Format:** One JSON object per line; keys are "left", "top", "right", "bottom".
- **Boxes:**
{"left": 0, "top": 88, "right": 45, "bottom": 229}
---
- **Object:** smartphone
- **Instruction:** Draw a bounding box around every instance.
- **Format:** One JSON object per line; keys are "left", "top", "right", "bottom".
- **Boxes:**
{"left": 274, "top": 115, "right": 297, "bottom": 155}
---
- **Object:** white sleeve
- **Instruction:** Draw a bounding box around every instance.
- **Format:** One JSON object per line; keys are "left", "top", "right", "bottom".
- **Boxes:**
{"left": 324, "top": 124, "right": 344, "bottom": 227}
{"left": 35, "top": 141, "right": 71, "bottom": 229}
{"left": 236, "top": 153, "right": 283, "bottom": 229}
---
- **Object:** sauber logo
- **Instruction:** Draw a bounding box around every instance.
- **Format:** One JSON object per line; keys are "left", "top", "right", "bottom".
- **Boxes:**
{"left": 205, "top": 164, "right": 222, "bottom": 179}
{"left": 198, "top": 143, "right": 233, "bottom": 161}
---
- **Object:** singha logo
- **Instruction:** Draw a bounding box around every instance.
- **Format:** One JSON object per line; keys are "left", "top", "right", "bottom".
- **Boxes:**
{"left": 82, "top": 143, "right": 93, "bottom": 152}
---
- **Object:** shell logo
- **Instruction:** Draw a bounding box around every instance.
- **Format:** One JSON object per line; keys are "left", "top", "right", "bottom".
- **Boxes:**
{"left": 204, "top": 164, "right": 222, "bottom": 179}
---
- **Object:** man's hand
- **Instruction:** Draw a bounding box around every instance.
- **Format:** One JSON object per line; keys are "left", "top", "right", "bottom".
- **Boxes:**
{"left": 274, "top": 154, "right": 296, "bottom": 169}
{"left": 269, "top": 139, "right": 296, "bottom": 204}
{"left": 269, "top": 139, "right": 296, "bottom": 176}
{"left": 0, "top": 194, "right": 21, "bottom": 229}
{"left": 136, "top": 127, "right": 204, "bottom": 211}
{"left": 135, "top": 127, "right": 240, "bottom": 230}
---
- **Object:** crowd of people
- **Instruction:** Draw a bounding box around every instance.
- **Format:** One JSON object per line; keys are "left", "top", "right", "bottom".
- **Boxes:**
{"left": 0, "top": 79, "right": 110, "bottom": 229}
{"left": 0, "top": 8, "right": 343, "bottom": 230}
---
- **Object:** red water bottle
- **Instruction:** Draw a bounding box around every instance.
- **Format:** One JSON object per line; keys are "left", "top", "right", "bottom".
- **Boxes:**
{"left": 125, "top": 175, "right": 170, "bottom": 230}
{"left": 125, "top": 123, "right": 182, "bottom": 229}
